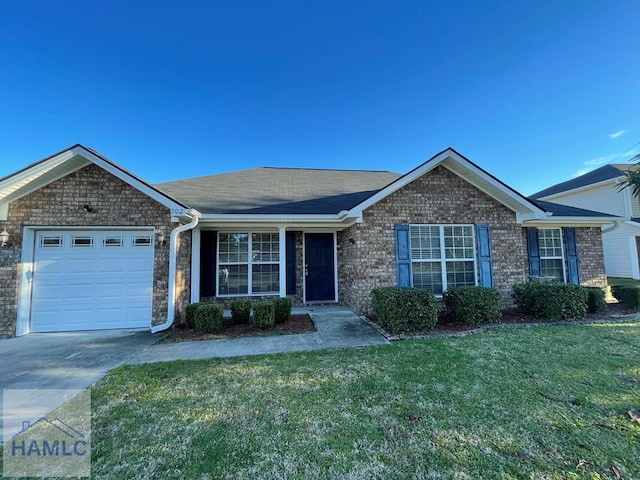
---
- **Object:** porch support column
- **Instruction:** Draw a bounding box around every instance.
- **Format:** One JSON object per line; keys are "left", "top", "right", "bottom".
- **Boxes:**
{"left": 190, "top": 227, "right": 201, "bottom": 303}
{"left": 279, "top": 226, "right": 287, "bottom": 297}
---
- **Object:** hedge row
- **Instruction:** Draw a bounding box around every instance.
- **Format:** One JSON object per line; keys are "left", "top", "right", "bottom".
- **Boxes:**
{"left": 372, "top": 283, "right": 611, "bottom": 334}
{"left": 611, "top": 285, "right": 640, "bottom": 308}
{"left": 184, "top": 297, "right": 293, "bottom": 332}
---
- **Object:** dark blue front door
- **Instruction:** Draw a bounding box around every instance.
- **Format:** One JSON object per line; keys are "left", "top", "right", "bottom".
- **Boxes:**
{"left": 305, "top": 233, "right": 335, "bottom": 302}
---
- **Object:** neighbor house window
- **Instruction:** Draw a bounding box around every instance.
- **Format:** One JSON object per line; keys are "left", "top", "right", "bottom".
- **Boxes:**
{"left": 538, "top": 228, "right": 565, "bottom": 281}
{"left": 217, "top": 232, "right": 280, "bottom": 296}
{"left": 409, "top": 225, "right": 476, "bottom": 295}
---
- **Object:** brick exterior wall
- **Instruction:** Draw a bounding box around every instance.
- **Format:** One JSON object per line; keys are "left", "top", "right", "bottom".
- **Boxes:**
{"left": 576, "top": 227, "right": 607, "bottom": 288}
{"left": 0, "top": 164, "right": 191, "bottom": 337}
{"left": 337, "top": 166, "right": 607, "bottom": 315}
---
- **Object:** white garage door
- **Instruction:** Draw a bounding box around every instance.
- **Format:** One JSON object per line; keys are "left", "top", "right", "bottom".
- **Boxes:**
{"left": 30, "top": 230, "right": 155, "bottom": 333}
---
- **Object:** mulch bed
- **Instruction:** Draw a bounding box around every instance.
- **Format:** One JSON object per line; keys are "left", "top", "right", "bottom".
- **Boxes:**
{"left": 163, "top": 314, "right": 315, "bottom": 343}
{"left": 369, "top": 302, "right": 639, "bottom": 337}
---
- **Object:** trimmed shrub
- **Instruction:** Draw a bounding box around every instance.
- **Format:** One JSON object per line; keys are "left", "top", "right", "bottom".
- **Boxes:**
{"left": 194, "top": 304, "right": 224, "bottom": 333}
{"left": 230, "top": 299, "right": 251, "bottom": 324}
{"left": 512, "top": 282, "right": 588, "bottom": 321}
{"left": 585, "top": 287, "right": 607, "bottom": 313}
{"left": 371, "top": 287, "right": 438, "bottom": 334}
{"left": 443, "top": 286, "right": 502, "bottom": 325}
{"left": 611, "top": 285, "right": 640, "bottom": 309}
{"left": 252, "top": 301, "right": 275, "bottom": 329}
{"left": 185, "top": 302, "right": 203, "bottom": 328}
{"left": 273, "top": 297, "right": 292, "bottom": 324}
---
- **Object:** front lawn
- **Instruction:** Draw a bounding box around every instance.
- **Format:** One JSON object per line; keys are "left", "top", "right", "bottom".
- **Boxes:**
{"left": 89, "top": 322, "right": 640, "bottom": 479}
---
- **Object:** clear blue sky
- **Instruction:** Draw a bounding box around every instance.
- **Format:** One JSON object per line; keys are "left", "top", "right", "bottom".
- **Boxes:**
{"left": 1, "top": 1, "right": 638, "bottom": 195}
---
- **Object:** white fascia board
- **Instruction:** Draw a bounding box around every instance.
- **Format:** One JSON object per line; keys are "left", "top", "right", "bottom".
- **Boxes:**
{"left": 347, "top": 149, "right": 546, "bottom": 220}
{"left": 198, "top": 214, "right": 358, "bottom": 231}
{"left": 523, "top": 217, "right": 619, "bottom": 227}
{"left": 0, "top": 150, "right": 86, "bottom": 203}
{"left": 624, "top": 220, "right": 640, "bottom": 228}
{"left": 537, "top": 178, "right": 621, "bottom": 201}
{"left": 198, "top": 213, "right": 350, "bottom": 223}
{"left": 74, "top": 147, "right": 189, "bottom": 213}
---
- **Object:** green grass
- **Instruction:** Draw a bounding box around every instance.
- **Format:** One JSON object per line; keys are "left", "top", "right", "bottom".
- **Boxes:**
{"left": 608, "top": 277, "right": 640, "bottom": 287}
{"left": 85, "top": 322, "right": 640, "bottom": 479}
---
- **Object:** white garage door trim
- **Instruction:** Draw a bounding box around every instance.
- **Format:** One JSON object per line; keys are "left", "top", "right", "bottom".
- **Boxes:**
{"left": 16, "top": 226, "right": 155, "bottom": 335}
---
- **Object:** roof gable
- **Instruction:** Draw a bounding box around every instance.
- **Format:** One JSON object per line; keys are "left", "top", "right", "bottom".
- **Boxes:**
{"left": 0, "top": 144, "right": 189, "bottom": 220}
{"left": 347, "top": 148, "right": 548, "bottom": 223}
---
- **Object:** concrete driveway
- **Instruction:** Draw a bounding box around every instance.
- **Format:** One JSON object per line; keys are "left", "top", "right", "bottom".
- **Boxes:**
{"left": 0, "top": 330, "right": 160, "bottom": 438}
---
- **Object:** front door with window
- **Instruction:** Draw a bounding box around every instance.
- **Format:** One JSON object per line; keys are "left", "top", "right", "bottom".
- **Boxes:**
{"left": 305, "top": 233, "right": 335, "bottom": 302}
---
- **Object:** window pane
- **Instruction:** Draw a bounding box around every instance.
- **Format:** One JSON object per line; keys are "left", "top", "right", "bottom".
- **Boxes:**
{"left": 540, "top": 258, "right": 564, "bottom": 281}
{"left": 251, "top": 233, "right": 279, "bottom": 263}
{"left": 412, "top": 262, "right": 443, "bottom": 295}
{"left": 219, "top": 233, "right": 248, "bottom": 263}
{"left": 410, "top": 225, "right": 441, "bottom": 260}
{"left": 41, "top": 236, "right": 62, "bottom": 247}
{"left": 443, "top": 225, "right": 474, "bottom": 259}
{"left": 252, "top": 264, "right": 279, "bottom": 294}
{"left": 72, "top": 236, "right": 93, "bottom": 247}
{"left": 132, "top": 235, "right": 152, "bottom": 247}
{"left": 446, "top": 261, "right": 476, "bottom": 288}
{"left": 218, "top": 264, "right": 248, "bottom": 295}
{"left": 538, "top": 229, "right": 563, "bottom": 257}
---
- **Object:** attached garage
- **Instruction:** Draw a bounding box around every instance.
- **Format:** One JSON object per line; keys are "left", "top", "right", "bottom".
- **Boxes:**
{"left": 0, "top": 145, "right": 196, "bottom": 338}
{"left": 30, "top": 229, "right": 155, "bottom": 332}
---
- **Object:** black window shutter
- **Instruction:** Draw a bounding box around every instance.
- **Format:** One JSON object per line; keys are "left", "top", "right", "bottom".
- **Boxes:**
{"left": 200, "top": 231, "right": 217, "bottom": 297}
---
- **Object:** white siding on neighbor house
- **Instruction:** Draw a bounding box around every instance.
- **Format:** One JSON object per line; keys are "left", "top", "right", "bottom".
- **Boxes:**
{"left": 545, "top": 183, "right": 626, "bottom": 216}
{"left": 630, "top": 190, "right": 640, "bottom": 218}
{"left": 603, "top": 224, "right": 640, "bottom": 279}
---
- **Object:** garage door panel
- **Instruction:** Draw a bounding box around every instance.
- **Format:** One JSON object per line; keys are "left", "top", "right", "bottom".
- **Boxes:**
{"left": 94, "top": 283, "right": 126, "bottom": 299}
{"left": 128, "top": 258, "right": 154, "bottom": 273}
{"left": 31, "top": 229, "right": 155, "bottom": 333}
{"left": 34, "top": 260, "right": 65, "bottom": 275}
{"left": 99, "top": 258, "right": 128, "bottom": 273}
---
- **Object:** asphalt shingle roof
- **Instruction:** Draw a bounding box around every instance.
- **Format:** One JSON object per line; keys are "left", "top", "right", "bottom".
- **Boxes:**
{"left": 155, "top": 167, "right": 402, "bottom": 214}
{"left": 530, "top": 199, "right": 617, "bottom": 218}
{"left": 530, "top": 164, "right": 633, "bottom": 199}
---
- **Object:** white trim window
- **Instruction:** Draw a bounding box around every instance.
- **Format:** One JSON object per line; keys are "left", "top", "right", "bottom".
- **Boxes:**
{"left": 538, "top": 228, "right": 566, "bottom": 281}
{"left": 409, "top": 224, "right": 477, "bottom": 295}
{"left": 217, "top": 232, "right": 280, "bottom": 296}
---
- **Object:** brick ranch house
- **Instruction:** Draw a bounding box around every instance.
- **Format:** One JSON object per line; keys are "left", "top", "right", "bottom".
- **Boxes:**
{"left": 0, "top": 145, "right": 616, "bottom": 337}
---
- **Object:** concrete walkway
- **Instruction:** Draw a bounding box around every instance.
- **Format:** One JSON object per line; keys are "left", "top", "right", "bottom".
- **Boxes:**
{"left": 127, "top": 305, "right": 389, "bottom": 365}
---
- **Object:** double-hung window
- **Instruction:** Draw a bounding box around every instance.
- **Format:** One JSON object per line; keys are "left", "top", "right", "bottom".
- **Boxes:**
{"left": 538, "top": 228, "right": 565, "bottom": 281}
{"left": 217, "top": 232, "right": 280, "bottom": 296}
{"left": 409, "top": 224, "right": 476, "bottom": 295}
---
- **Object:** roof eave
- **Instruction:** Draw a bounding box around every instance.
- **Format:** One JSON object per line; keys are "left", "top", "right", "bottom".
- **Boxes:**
{"left": 522, "top": 216, "right": 620, "bottom": 227}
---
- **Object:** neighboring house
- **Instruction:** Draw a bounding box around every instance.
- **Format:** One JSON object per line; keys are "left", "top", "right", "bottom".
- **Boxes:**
{"left": 0, "top": 145, "right": 617, "bottom": 337}
{"left": 531, "top": 164, "right": 640, "bottom": 279}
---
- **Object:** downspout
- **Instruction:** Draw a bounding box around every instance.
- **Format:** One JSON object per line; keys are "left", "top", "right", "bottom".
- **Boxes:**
{"left": 601, "top": 220, "right": 622, "bottom": 234}
{"left": 151, "top": 210, "right": 200, "bottom": 333}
